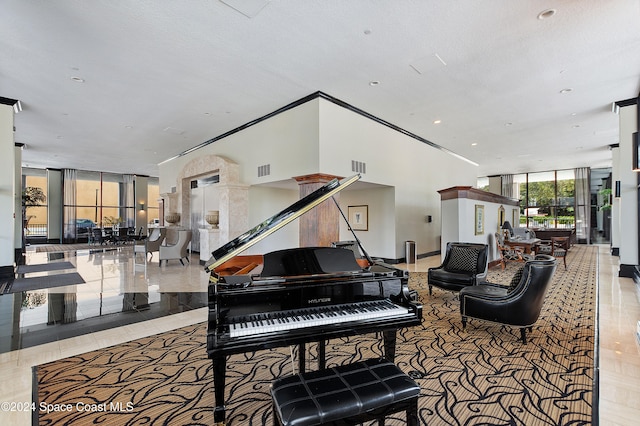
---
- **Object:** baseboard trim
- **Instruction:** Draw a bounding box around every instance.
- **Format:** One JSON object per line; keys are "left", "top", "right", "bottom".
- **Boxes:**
{"left": 619, "top": 264, "right": 638, "bottom": 279}
{"left": 0, "top": 265, "right": 15, "bottom": 279}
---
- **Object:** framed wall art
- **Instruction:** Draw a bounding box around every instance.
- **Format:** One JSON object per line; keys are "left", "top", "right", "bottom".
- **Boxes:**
{"left": 348, "top": 205, "right": 368, "bottom": 231}
{"left": 475, "top": 204, "right": 484, "bottom": 235}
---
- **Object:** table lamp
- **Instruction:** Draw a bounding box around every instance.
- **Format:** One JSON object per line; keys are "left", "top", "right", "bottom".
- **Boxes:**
{"left": 501, "top": 221, "right": 513, "bottom": 240}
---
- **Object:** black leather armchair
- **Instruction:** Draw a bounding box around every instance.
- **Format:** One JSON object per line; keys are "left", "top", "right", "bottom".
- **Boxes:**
{"left": 459, "top": 254, "right": 557, "bottom": 344}
{"left": 428, "top": 242, "right": 489, "bottom": 295}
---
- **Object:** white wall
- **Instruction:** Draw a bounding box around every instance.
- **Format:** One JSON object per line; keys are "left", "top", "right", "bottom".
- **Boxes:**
{"left": 618, "top": 104, "right": 638, "bottom": 266}
{"left": 159, "top": 96, "right": 478, "bottom": 260}
{"left": 159, "top": 99, "right": 320, "bottom": 193}
{"left": 440, "top": 191, "right": 519, "bottom": 263}
{"left": 338, "top": 186, "right": 396, "bottom": 259}
{"left": 317, "top": 99, "right": 477, "bottom": 258}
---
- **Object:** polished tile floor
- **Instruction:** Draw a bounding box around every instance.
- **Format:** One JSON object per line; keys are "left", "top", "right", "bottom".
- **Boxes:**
{"left": 0, "top": 244, "right": 637, "bottom": 424}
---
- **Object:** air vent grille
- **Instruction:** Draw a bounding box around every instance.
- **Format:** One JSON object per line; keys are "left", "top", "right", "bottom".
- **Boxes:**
{"left": 258, "top": 164, "right": 271, "bottom": 177}
{"left": 351, "top": 160, "right": 366, "bottom": 174}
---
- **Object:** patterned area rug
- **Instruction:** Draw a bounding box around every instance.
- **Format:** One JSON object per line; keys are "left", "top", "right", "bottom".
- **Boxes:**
{"left": 35, "top": 245, "right": 597, "bottom": 425}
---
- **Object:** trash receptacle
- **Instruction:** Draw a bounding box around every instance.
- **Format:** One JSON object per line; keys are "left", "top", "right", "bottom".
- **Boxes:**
{"left": 405, "top": 240, "right": 416, "bottom": 264}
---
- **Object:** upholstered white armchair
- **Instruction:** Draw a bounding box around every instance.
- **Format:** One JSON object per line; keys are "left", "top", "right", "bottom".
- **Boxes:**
{"left": 159, "top": 229, "right": 192, "bottom": 266}
{"left": 134, "top": 227, "right": 166, "bottom": 265}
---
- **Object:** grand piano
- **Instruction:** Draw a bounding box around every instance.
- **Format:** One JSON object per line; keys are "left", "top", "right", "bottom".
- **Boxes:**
{"left": 204, "top": 174, "right": 422, "bottom": 424}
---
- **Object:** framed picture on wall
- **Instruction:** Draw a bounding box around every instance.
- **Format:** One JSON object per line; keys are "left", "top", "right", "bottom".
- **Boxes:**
{"left": 348, "top": 205, "right": 368, "bottom": 231}
{"left": 475, "top": 204, "right": 484, "bottom": 235}
{"left": 498, "top": 205, "right": 505, "bottom": 230}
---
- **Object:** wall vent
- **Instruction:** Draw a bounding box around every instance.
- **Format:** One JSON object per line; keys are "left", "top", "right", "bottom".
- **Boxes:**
{"left": 258, "top": 164, "right": 271, "bottom": 177}
{"left": 351, "top": 160, "right": 366, "bottom": 174}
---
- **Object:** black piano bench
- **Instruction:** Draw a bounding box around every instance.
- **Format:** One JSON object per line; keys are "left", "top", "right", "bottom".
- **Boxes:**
{"left": 270, "top": 358, "right": 420, "bottom": 426}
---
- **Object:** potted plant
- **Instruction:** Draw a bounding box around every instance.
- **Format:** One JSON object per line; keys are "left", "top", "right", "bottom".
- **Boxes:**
{"left": 21, "top": 186, "right": 46, "bottom": 248}
{"left": 598, "top": 188, "right": 612, "bottom": 211}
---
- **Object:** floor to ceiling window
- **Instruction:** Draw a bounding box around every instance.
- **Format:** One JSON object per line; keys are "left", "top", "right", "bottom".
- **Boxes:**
{"left": 23, "top": 169, "right": 48, "bottom": 237}
{"left": 23, "top": 168, "right": 157, "bottom": 243}
{"left": 147, "top": 177, "right": 159, "bottom": 225}
{"left": 517, "top": 170, "right": 575, "bottom": 229}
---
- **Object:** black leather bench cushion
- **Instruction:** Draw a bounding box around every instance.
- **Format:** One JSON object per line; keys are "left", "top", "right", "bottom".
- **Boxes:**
{"left": 271, "top": 358, "right": 420, "bottom": 426}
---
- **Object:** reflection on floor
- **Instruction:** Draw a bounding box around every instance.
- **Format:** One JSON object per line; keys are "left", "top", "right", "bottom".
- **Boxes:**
{"left": 0, "top": 244, "right": 638, "bottom": 424}
{"left": 0, "top": 247, "right": 209, "bottom": 354}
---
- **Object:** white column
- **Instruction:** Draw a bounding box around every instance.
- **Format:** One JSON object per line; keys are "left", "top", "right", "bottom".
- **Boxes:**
{"left": 610, "top": 145, "right": 621, "bottom": 254}
{"left": 47, "top": 169, "right": 63, "bottom": 242}
{"left": 0, "top": 103, "right": 16, "bottom": 275}
{"left": 135, "top": 176, "right": 149, "bottom": 235}
{"left": 617, "top": 103, "right": 638, "bottom": 273}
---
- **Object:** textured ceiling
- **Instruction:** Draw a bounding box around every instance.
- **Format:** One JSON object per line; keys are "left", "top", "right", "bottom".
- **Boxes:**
{"left": 2, "top": 0, "right": 639, "bottom": 178}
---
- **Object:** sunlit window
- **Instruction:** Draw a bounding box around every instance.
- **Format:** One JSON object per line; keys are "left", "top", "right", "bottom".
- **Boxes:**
{"left": 24, "top": 168, "right": 157, "bottom": 242}
{"left": 517, "top": 170, "right": 575, "bottom": 229}
{"left": 23, "top": 169, "right": 48, "bottom": 237}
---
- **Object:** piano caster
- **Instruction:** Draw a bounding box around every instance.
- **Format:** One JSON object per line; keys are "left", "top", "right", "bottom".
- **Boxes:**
{"left": 214, "top": 405, "right": 226, "bottom": 425}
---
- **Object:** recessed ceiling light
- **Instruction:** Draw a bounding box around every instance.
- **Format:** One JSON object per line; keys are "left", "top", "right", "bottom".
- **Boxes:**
{"left": 572, "top": 124, "right": 581, "bottom": 128}
{"left": 560, "top": 88, "right": 573, "bottom": 94}
{"left": 505, "top": 122, "right": 513, "bottom": 127}
{"left": 433, "top": 119, "right": 441, "bottom": 124}
{"left": 125, "top": 125, "right": 133, "bottom": 129}
{"left": 471, "top": 142, "right": 478, "bottom": 146}
{"left": 369, "top": 80, "right": 380, "bottom": 86}
{"left": 364, "top": 29, "right": 371, "bottom": 35}
{"left": 71, "top": 76, "right": 85, "bottom": 83}
{"left": 537, "top": 9, "right": 556, "bottom": 20}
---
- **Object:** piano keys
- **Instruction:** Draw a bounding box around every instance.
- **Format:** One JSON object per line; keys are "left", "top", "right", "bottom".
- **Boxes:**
{"left": 228, "top": 299, "right": 412, "bottom": 338}
{"left": 204, "top": 174, "right": 422, "bottom": 424}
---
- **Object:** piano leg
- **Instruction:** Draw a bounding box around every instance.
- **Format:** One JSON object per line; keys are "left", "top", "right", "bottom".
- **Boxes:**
{"left": 298, "top": 342, "right": 305, "bottom": 373}
{"left": 382, "top": 330, "right": 397, "bottom": 362}
{"left": 318, "top": 340, "right": 326, "bottom": 370}
{"left": 212, "top": 354, "right": 227, "bottom": 425}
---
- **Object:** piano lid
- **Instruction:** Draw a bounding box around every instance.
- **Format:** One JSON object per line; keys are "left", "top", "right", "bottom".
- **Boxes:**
{"left": 204, "top": 174, "right": 361, "bottom": 273}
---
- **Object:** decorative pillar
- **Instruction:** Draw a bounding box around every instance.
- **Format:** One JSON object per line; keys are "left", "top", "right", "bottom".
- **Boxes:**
{"left": 217, "top": 183, "right": 249, "bottom": 246}
{"left": 160, "top": 192, "right": 180, "bottom": 225}
{"left": 294, "top": 173, "right": 342, "bottom": 248}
